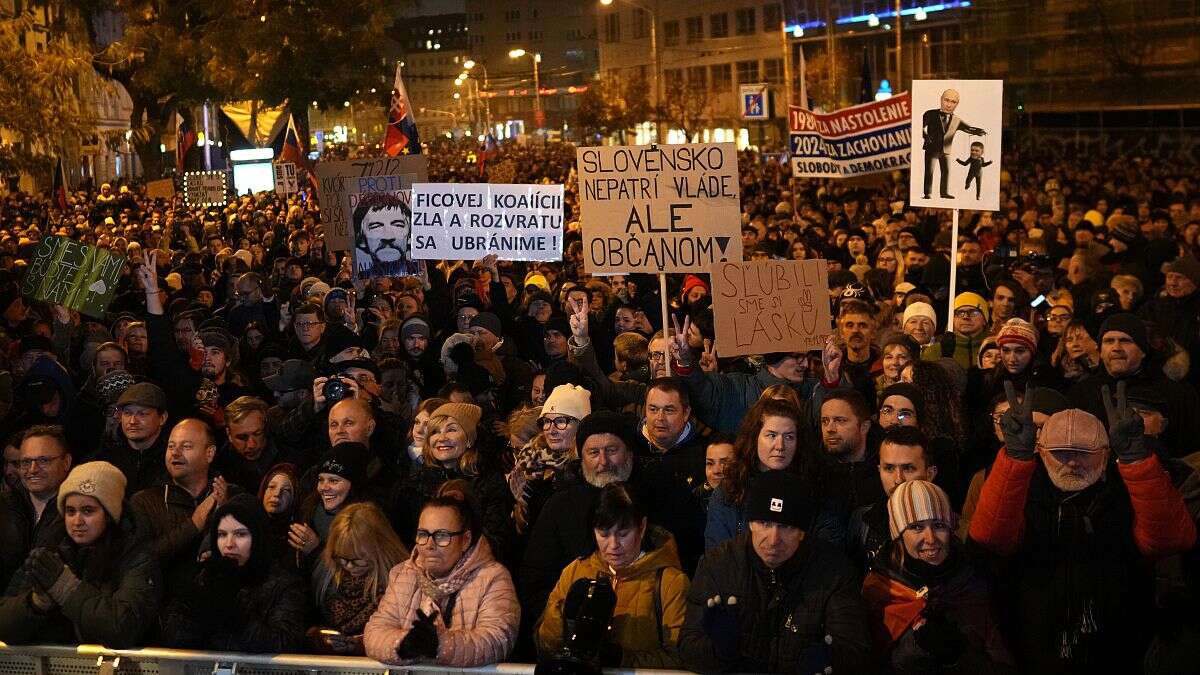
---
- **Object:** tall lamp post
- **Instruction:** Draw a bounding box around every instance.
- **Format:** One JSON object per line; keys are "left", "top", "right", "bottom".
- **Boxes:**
{"left": 508, "top": 49, "right": 542, "bottom": 133}
{"left": 600, "top": 0, "right": 660, "bottom": 142}
{"left": 463, "top": 59, "right": 492, "bottom": 132}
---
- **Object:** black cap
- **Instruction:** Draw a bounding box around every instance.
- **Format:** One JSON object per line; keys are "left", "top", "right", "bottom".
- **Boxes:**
{"left": 575, "top": 410, "right": 638, "bottom": 455}
{"left": 745, "top": 470, "right": 815, "bottom": 529}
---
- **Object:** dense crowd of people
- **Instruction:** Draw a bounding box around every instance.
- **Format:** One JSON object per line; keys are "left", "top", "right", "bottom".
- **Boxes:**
{"left": 0, "top": 135, "right": 1198, "bottom": 674}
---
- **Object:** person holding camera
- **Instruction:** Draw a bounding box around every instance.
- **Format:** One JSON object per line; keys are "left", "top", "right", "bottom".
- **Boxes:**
{"left": 536, "top": 482, "right": 689, "bottom": 669}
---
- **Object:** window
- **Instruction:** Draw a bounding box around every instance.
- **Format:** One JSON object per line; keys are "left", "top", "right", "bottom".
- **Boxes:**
{"left": 663, "top": 20, "right": 679, "bottom": 46}
{"left": 736, "top": 60, "right": 760, "bottom": 84}
{"left": 665, "top": 68, "right": 684, "bottom": 88}
{"left": 505, "top": 31, "right": 522, "bottom": 42}
{"left": 603, "top": 12, "right": 620, "bottom": 43}
{"left": 710, "top": 63, "right": 732, "bottom": 91}
{"left": 633, "top": 9, "right": 649, "bottom": 39}
{"left": 710, "top": 13, "right": 729, "bottom": 38}
{"left": 736, "top": 8, "right": 756, "bottom": 35}
{"left": 686, "top": 65, "right": 707, "bottom": 88}
{"left": 566, "top": 28, "right": 582, "bottom": 40}
{"left": 686, "top": 16, "right": 703, "bottom": 43}
{"left": 504, "top": 9, "right": 520, "bottom": 22}
{"left": 762, "top": 3, "right": 782, "bottom": 30}
{"left": 763, "top": 58, "right": 783, "bottom": 84}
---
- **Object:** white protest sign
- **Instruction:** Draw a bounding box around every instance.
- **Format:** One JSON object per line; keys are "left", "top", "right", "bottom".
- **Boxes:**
{"left": 182, "top": 171, "right": 228, "bottom": 208}
{"left": 273, "top": 162, "right": 298, "bottom": 196}
{"left": 314, "top": 155, "right": 429, "bottom": 250}
{"left": 576, "top": 142, "right": 742, "bottom": 275}
{"left": 909, "top": 80, "right": 1003, "bottom": 210}
{"left": 410, "top": 183, "right": 564, "bottom": 262}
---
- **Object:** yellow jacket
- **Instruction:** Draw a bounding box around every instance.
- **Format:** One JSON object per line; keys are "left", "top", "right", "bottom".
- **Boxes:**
{"left": 536, "top": 528, "right": 689, "bottom": 669}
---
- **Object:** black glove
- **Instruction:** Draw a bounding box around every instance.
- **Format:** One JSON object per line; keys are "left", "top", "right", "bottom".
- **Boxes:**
{"left": 397, "top": 608, "right": 439, "bottom": 660}
{"left": 1000, "top": 382, "right": 1037, "bottom": 461}
{"left": 1103, "top": 382, "right": 1150, "bottom": 463}
{"left": 599, "top": 641, "right": 624, "bottom": 668}
{"left": 25, "top": 548, "right": 65, "bottom": 592}
{"left": 915, "top": 613, "right": 967, "bottom": 665}
{"left": 196, "top": 555, "right": 242, "bottom": 626}
{"left": 700, "top": 595, "right": 739, "bottom": 661}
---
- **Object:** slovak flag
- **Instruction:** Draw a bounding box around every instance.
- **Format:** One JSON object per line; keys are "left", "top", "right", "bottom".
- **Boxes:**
{"left": 278, "top": 114, "right": 311, "bottom": 170}
{"left": 383, "top": 63, "right": 421, "bottom": 156}
{"left": 478, "top": 133, "right": 498, "bottom": 176}
{"left": 51, "top": 157, "right": 68, "bottom": 211}
{"left": 176, "top": 113, "right": 197, "bottom": 172}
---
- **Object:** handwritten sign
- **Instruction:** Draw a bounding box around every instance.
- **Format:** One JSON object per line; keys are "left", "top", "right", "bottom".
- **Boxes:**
{"left": 711, "top": 259, "right": 832, "bottom": 357}
{"left": 273, "top": 162, "right": 298, "bottom": 196}
{"left": 346, "top": 174, "right": 423, "bottom": 279}
{"left": 411, "top": 183, "right": 564, "bottom": 262}
{"left": 145, "top": 178, "right": 175, "bottom": 200}
{"left": 789, "top": 93, "right": 912, "bottom": 178}
{"left": 576, "top": 142, "right": 742, "bottom": 275}
{"left": 182, "top": 171, "right": 227, "bottom": 208}
{"left": 314, "top": 155, "right": 429, "bottom": 251}
{"left": 21, "top": 236, "right": 126, "bottom": 317}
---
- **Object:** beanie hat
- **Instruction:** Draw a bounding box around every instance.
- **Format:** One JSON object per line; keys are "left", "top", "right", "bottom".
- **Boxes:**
{"left": 401, "top": 316, "right": 431, "bottom": 341}
{"left": 432, "top": 402, "right": 482, "bottom": 439}
{"left": 996, "top": 318, "right": 1039, "bottom": 352}
{"left": 1165, "top": 256, "right": 1200, "bottom": 288}
{"left": 524, "top": 272, "right": 550, "bottom": 293}
{"left": 198, "top": 327, "right": 234, "bottom": 355}
{"left": 745, "top": 470, "right": 815, "bottom": 529}
{"left": 469, "top": 312, "right": 503, "bottom": 339}
{"left": 1027, "top": 387, "right": 1070, "bottom": 417}
{"left": 888, "top": 479, "right": 956, "bottom": 539}
{"left": 233, "top": 249, "right": 253, "bottom": 269}
{"left": 1039, "top": 409, "right": 1108, "bottom": 454}
{"left": 97, "top": 369, "right": 137, "bottom": 406}
{"left": 306, "top": 281, "right": 332, "bottom": 299}
{"left": 58, "top": 461, "right": 126, "bottom": 522}
{"left": 894, "top": 281, "right": 917, "bottom": 296}
{"left": 575, "top": 410, "right": 638, "bottom": 454}
{"left": 324, "top": 324, "right": 366, "bottom": 357}
{"left": 977, "top": 336, "right": 999, "bottom": 368}
{"left": 1099, "top": 313, "right": 1150, "bottom": 355}
{"left": 681, "top": 274, "right": 709, "bottom": 299}
{"left": 902, "top": 302, "right": 937, "bottom": 328}
{"left": 542, "top": 384, "right": 592, "bottom": 421}
{"left": 1107, "top": 216, "right": 1139, "bottom": 244}
{"left": 879, "top": 382, "right": 926, "bottom": 421}
{"left": 953, "top": 292, "right": 990, "bottom": 322}
{"left": 317, "top": 442, "right": 368, "bottom": 487}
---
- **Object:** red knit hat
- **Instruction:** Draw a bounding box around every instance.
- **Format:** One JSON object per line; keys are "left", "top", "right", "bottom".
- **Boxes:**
{"left": 996, "top": 318, "right": 1038, "bottom": 352}
{"left": 681, "top": 274, "right": 708, "bottom": 300}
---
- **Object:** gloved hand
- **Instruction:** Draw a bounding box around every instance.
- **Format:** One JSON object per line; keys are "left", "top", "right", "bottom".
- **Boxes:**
{"left": 25, "top": 548, "right": 65, "bottom": 592}
{"left": 1103, "top": 382, "right": 1150, "bottom": 463}
{"left": 1000, "top": 382, "right": 1037, "bottom": 461}
{"left": 914, "top": 612, "right": 967, "bottom": 665}
{"left": 700, "top": 594, "right": 739, "bottom": 661}
{"left": 196, "top": 555, "right": 242, "bottom": 627}
{"left": 397, "top": 608, "right": 439, "bottom": 660}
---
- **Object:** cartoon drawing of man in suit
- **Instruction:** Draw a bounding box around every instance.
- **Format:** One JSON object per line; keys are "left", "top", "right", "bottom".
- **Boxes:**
{"left": 921, "top": 88, "right": 986, "bottom": 199}
{"left": 957, "top": 141, "right": 993, "bottom": 199}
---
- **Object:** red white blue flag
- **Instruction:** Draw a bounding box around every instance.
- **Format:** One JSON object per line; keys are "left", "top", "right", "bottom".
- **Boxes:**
{"left": 383, "top": 63, "right": 421, "bottom": 156}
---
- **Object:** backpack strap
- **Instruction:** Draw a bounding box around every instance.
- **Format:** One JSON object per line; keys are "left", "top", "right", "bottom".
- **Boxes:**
{"left": 653, "top": 567, "right": 666, "bottom": 648}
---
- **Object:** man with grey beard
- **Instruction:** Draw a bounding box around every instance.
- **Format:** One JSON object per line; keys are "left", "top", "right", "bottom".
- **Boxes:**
{"left": 968, "top": 382, "right": 1196, "bottom": 673}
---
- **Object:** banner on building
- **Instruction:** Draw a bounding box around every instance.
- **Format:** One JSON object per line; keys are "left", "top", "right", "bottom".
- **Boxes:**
{"left": 145, "top": 178, "right": 175, "bottom": 200}
{"left": 576, "top": 142, "right": 742, "bottom": 275}
{"left": 788, "top": 93, "right": 912, "bottom": 178}
{"left": 711, "top": 258, "right": 832, "bottom": 357}
{"left": 314, "top": 155, "right": 428, "bottom": 251}
{"left": 908, "top": 80, "right": 1003, "bottom": 210}
{"left": 182, "top": 171, "right": 228, "bottom": 208}
{"left": 20, "top": 236, "right": 126, "bottom": 318}
{"left": 411, "top": 183, "right": 564, "bottom": 262}
{"left": 740, "top": 84, "right": 770, "bottom": 120}
{"left": 274, "top": 162, "right": 298, "bottom": 196}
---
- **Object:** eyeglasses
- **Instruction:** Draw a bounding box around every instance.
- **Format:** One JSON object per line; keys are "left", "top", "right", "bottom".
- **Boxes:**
{"left": 1047, "top": 313, "right": 1073, "bottom": 322}
{"left": 334, "top": 555, "right": 369, "bottom": 568}
{"left": 18, "top": 455, "right": 63, "bottom": 471}
{"left": 648, "top": 352, "right": 666, "bottom": 363}
{"left": 414, "top": 529, "right": 466, "bottom": 547}
{"left": 953, "top": 308, "right": 982, "bottom": 319}
{"left": 879, "top": 406, "right": 914, "bottom": 421}
{"left": 540, "top": 416, "right": 576, "bottom": 430}
{"left": 294, "top": 320, "right": 324, "bottom": 329}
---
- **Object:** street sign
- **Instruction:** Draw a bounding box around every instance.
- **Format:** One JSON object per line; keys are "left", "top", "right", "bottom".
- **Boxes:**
{"left": 740, "top": 84, "right": 769, "bottom": 120}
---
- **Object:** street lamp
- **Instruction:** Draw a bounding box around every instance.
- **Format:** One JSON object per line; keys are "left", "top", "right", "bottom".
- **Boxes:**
{"left": 509, "top": 49, "right": 543, "bottom": 132}
{"left": 599, "top": 0, "right": 661, "bottom": 142}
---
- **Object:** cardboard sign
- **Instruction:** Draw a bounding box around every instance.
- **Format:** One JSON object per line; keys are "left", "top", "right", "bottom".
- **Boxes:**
{"left": 182, "top": 171, "right": 228, "bottom": 207}
{"left": 145, "top": 178, "right": 175, "bottom": 200}
{"left": 577, "top": 143, "right": 742, "bottom": 275}
{"left": 273, "top": 162, "right": 298, "bottom": 196}
{"left": 20, "top": 236, "right": 126, "bottom": 318}
{"left": 346, "top": 174, "right": 424, "bottom": 279}
{"left": 314, "top": 155, "right": 429, "bottom": 251}
{"left": 909, "top": 80, "right": 1003, "bottom": 210}
{"left": 740, "top": 84, "right": 769, "bottom": 120}
{"left": 711, "top": 259, "right": 832, "bottom": 357}
{"left": 788, "top": 93, "right": 912, "bottom": 178}
{"left": 486, "top": 159, "right": 517, "bottom": 184}
{"left": 411, "top": 183, "right": 564, "bottom": 262}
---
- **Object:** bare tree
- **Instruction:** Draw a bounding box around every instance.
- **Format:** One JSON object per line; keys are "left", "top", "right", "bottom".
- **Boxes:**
{"left": 658, "top": 79, "right": 710, "bottom": 143}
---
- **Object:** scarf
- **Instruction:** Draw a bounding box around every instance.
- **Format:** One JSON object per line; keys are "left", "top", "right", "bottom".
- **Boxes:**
{"left": 507, "top": 439, "right": 572, "bottom": 500}
{"left": 414, "top": 544, "right": 476, "bottom": 616}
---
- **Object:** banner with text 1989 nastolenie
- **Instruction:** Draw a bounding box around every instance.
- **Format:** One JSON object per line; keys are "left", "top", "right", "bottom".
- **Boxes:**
{"left": 789, "top": 93, "right": 912, "bottom": 178}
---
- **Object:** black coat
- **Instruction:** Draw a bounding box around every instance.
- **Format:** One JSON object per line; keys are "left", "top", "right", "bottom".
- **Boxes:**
{"left": 391, "top": 461, "right": 515, "bottom": 562}
{"left": 96, "top": 432, "right": 170, "bottom": 495}
{"left": 1068, "top": 367, "right": 1200, "bottom": 456}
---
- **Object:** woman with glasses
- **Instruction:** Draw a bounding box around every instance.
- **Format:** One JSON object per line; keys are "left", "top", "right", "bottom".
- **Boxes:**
{"left": 365, "top": 494, "right": 519, "bottom": 667}
{"left": 508, "top": 384, "right": 591, "bottom": 535}
{"left": 308, "top": 502, "right": 409, "bottom": 655}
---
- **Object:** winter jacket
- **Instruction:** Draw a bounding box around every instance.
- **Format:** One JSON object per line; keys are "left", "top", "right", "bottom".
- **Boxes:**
{"left": 922, "top": 331, "right": 989, "bottom": 373}
{"left": 968, "top": 449, "right": 1196, "bottom": 673}
{"left": 678, "top": 363, "right": 813, "bottom": 435}
{"left": 0, "top": 488, "right": 66, "bottom": 577}
{"left": 679, "top": 533, "right": 872, "bottom": 673}
{"left": 1139, "top": 290, "right": 1200, "bottom": 385}
{"left": 364, "top": 537, "right": 519, "bottom": 667}
{"left": 95, "top": 432, "right": 170, "bottom": 495}
{"left": 536, "top": 529, "right": 689, "bottom": 668}
{"left": 129, "top": 480, "right": 245, "bottom": 594}
{"left": 391, "top": 462, "right": 515, "bottom": 562}
{"left": 1068, "top": 367, "right": 1200, "bottom": 456}
{"left": 0, "top": 512, "right": 162, "bottom": 648}
{"left": 862, "top": 545, "right": 1017, "bottom": 674}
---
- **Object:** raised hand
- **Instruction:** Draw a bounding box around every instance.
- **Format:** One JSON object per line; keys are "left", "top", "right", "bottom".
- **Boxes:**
{"left": 1000, "top": 381, "right": 1037, "bottom": 461}
{"left": 670, "top": 315, "right": 695, "bottom": 369}
{"left": 821, "top": 335, "right": 843, "bottom": 383}
{"left": 699, "top": 338, "right": 718, "bottom": 373}
{"left": 1103, "top": 381, "right": 1149, "bottom": 463}
{"left": 568, "top": 295, "right": 589, "bottom": 342}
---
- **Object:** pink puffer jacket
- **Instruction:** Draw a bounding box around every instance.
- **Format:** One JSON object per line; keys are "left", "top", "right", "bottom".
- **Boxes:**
{"left": 364, "top": 537, "right": 519, "bottom": 667}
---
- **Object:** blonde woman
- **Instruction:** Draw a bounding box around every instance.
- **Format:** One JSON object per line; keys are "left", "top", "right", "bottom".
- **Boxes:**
{"left": 309, "top": 503, "right": 410, "bottom": 654}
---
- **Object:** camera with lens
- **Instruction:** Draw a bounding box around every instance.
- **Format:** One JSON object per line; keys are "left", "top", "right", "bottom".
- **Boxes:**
{"left": 535, "top": 574, "right": 618, "bottom": 675}
{"left": 322, "top": 376, "right": 353, "bottom": 404}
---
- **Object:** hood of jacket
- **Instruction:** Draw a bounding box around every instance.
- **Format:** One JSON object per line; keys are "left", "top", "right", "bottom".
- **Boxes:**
{"left": 579, "top": 526, "right": 681, "bottom": 581}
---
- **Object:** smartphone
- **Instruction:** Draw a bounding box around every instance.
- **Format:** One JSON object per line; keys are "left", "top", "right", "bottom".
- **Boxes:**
{"left": 1030, "top": 295, "right": 1046, "bottom": 308}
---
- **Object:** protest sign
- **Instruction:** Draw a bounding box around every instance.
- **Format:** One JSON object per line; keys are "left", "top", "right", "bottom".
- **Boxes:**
{"left": 145, "top": 178, "right": 175, "bottom": 200}
{"left": 789, "top": 93, "right": 912, "bottom": 178}
{"left": 487, "top": 159, "right": 517, "bottom": 184}
{"left": 314, "top": 155, "right": 428, "bottom": 251}
{"left": 740, "top": 84, "right": 769, "bottom": 120}
{"left": 711, "top": 259, "right": 832, "bottom": 357}
{"left": 182, "top": 171, "right": 228, "bottom": 208}
{"left": 576, "top": 142, "right": 742, "bottom": 275}
{"left": 909, "top": 80, "right": 1003, "bottom": 210}
{"left": 273, "top": 162, "right": 298, "bottom": 196}
{"left": 20, "top": 236, "right": 126, "bottom": 317}
{"left": 346, "top": 174, "right": 424, "bottom": 279}
{"left": 411, "top": 183, "right": 564, "bottom": 262}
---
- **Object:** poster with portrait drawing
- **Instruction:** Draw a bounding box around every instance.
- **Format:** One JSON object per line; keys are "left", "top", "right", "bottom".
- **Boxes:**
{"left": 908, "top": 80, "right": 1003, "bottom": 211}
{"left": 347, "top": 174, "right": 423, "bottom": 279}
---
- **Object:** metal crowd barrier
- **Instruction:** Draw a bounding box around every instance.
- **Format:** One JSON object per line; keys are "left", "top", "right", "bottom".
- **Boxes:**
{"left": 0, "top": 645, "right": 696, "bottom": 675}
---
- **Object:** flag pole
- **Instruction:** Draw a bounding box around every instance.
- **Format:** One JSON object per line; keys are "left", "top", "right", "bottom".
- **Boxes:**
{"left": 947, "top": 209, "right": 959, "bottom": 323}
{"left": 660, "top": 272, "right": 671, "bottom": 375}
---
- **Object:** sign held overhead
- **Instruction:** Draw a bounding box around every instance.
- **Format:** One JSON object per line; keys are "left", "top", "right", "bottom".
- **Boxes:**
{"left": 711, "top": 259, "right": 832, "bottom": 357}
{"left": 411, "top": 183, "right": 564, "bottom": 262}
